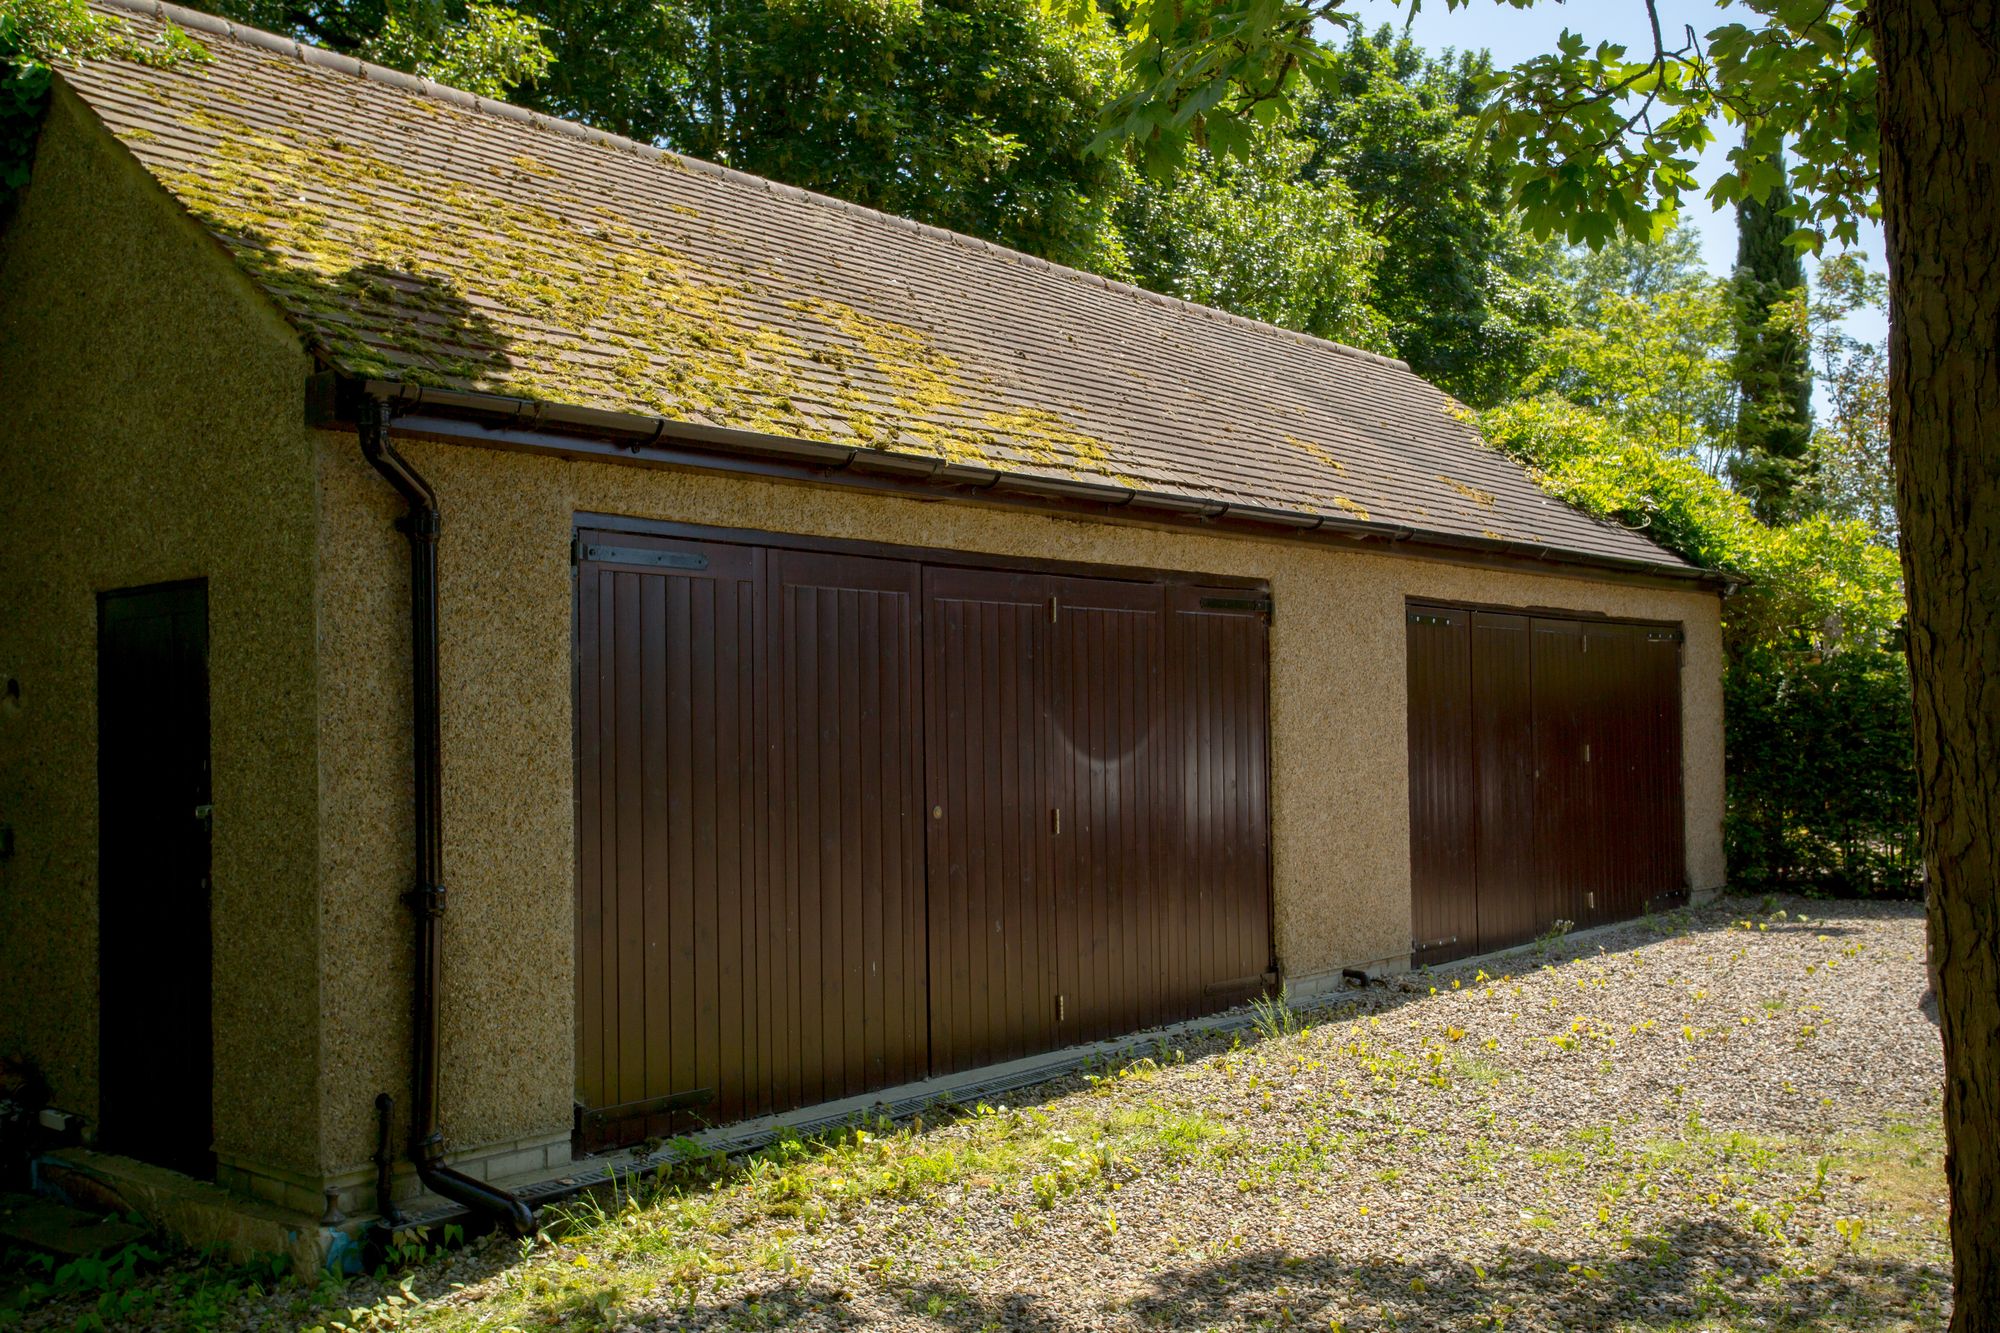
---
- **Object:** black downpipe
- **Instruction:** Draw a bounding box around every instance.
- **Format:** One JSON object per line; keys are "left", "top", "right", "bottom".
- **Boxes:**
{"left": 359, "top": 396, "right": 536, "bottom": 1237}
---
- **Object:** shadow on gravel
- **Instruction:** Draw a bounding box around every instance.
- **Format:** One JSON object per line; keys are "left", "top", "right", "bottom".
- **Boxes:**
{"left": 668, "top": 1215, "right": 1944, "bottom": 1329}
{"left": 1117, "top": 1217, "right": 1945, "bottom": 1330}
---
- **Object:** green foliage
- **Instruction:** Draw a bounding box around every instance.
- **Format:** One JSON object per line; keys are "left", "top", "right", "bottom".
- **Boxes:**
{"left": 1549, "top": 224, "right": 1707, "bottom": 320}
{"left": 1103, "top": 1, "right": 1877, "bottom": 253}
{"left": 0, "top": 0, "right": 206, "bottom": 218}
{"left": 1480, "top": 394, "right": 1756, "bottom": 570}
{"left": 0, "top": 0, "right": 207, "bottom": 67}
{"left": 505, "top": 0, "right": 1129, "bottom": 269}
{"left": 1117, "top": 133, "right": 1388, "bottom": 349}
{"left": 0, "top": 10, "right": 50, "bottom": 212}
{"left": 1479, "top": 0, "right": 1877, "bottom": 249}
{"left": 1521, "top": 281, "right": 1737, "bottom": 471}
{"left": 360, "top": 0, "right": 550, "bottom": 98}
{"left": 206, "top": 0, "right": 547, "bottom": 97}
{"left": 1248, "top": 983, "right": 1302, "bottom": 1040}
{"left": 1726, "top": 646, "right": 1918, "bottom": 895}
{"left": 1, "top": 1235, "right": 323, "bottom": 1330}
{"left": 1289, "top": 28, "right": 1564, "bottom": 404}
{"left": 1804, "top": 253, "right": 1894, "bottom": 546}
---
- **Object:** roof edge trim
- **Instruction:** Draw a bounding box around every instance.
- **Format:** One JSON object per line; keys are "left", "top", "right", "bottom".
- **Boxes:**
{"left": 91, "top": 0, "right": 1410, "bottom": 372}
{"left": 351, "top": 377, "right": 1742, "bottom": 592}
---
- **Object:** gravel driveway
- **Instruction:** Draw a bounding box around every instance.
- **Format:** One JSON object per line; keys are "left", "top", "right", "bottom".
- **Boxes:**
{"left": 392, "top": 895, "right": 1947, "bottom": 1332}
{"left": 11, "top": 896, "right": 1950, "bottom": 1331}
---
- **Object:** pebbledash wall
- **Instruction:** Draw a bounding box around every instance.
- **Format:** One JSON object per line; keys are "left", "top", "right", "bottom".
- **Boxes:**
{"left": 0, "top": 87, "right": 325, "bottom": 1189}
{"left": 308, "top": 431, "right": 1726, "bottom": 1207}
{"left": 0, "top": 89, "right": 1725, "bottom": 1217}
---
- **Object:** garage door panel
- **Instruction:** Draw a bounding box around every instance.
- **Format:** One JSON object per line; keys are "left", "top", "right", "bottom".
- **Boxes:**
{"left": 1530, "top": 618, "right": 1589, "bottom": 931}
{"left": 1051, "top": 578, "right": 1168, "bottom": 1042}
{"left": 771, "top": 552, "right": 928, "bottom": 1105}
{"left": 1407, "top": 606, "right": 1477, "bottom": 964}
{"left": 1597, "top": 626, "right": 1650, "bottom": 923}
{"left": 924, "top": 568, "right": 1056, "bottom": 1072}
{"left": 574, "top": 535, "right": 764, "bottom": 1147}
{"left": 1171, "top": 587, "right": 1273, "bottom": 1010}
{"left": 1644, "top": 631, "right": 1687, "bottom": 899}
{"left": 1471, "top": 612, "right": 1536, "bottom": 953}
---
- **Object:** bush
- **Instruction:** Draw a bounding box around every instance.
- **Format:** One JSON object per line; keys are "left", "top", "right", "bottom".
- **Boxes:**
{"left": 1483, "top": 395, "right": 1919, "bottom": 896}
{"left": 1726, "top": 646, "right": 1920, "bottom": 894}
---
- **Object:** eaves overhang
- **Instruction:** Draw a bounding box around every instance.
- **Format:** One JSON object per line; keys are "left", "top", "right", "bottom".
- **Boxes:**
{"left": 326, "top": 374, "right": 1746, "bottom": 596}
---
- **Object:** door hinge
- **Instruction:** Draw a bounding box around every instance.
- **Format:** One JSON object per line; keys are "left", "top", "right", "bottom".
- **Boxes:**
{"left": 581, "top": 544, "right": 708, "bottom": 571}
{"left": 1202, "top": 595, "right": 1273, "bottom": 621}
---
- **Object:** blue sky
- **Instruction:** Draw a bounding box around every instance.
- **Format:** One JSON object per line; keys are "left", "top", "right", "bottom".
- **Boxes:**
{"left": 1339, "top": 0, "right": 1888, "bottom": 346}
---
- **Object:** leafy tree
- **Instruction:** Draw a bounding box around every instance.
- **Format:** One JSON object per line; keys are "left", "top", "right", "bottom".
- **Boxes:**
{"left": 1805, "top": 253, "right": 1894, "bottom": 546}
{"left": 205, "top": 0, "right": 550, "bottom": 86}
{"left": 1548, "top": 222, "right": 1705, "bottom": 322}
{"left": 1522, "top": 279, "right": 1736, "bottom": 474}
{"left": 1523, "top": 227, "right": 1742, "bottom": 477}
{"left": 1290, "top": 28, "right": 1563, "bottom": 404}
{"left": 360, "top": 0, "right": 549, "bottom": 96}
{"left": 1117, "top": 133, "right": 1388, "bottom": 349}
{"left": 1730, "top": 151, "right": 1814, "bottom": 522}
{"left": 505, "top": 0, "right": 1130, "bottom": 269}
{"left": 1108, "top": 1, "right": 1999, "bottom": 1319}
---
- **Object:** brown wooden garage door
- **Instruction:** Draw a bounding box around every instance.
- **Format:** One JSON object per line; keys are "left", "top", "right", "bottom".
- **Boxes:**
{"left": 1406, "top": 604, "right": 1685, "bottom": 966}
{"left": 574, "top": 525, "right": 1272, "bottom": 1148}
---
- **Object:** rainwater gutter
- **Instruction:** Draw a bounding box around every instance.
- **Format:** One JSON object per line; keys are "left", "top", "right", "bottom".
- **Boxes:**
{"left": 357, "top": 394, "right": 536, "bottom": 1237}
{"left": 357, "top": 378, "right": 1742, "bottom": 594}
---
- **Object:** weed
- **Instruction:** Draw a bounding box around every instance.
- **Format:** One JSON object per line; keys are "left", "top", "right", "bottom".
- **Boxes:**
{"left": 1250, "top": 984, "right": 1301, "bottom": 1041}
{"left": 1530, "top": 919, "right": 1574, "bottom": 960}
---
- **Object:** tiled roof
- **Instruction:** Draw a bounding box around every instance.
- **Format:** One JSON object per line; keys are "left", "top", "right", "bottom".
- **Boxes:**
{"left": 62, "top": 0, "right": 1693, "bottom": 573}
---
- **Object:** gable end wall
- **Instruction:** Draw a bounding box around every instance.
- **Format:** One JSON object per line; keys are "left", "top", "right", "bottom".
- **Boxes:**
{"left": 0, "top": 84, "right": 323, "bottom": 1178}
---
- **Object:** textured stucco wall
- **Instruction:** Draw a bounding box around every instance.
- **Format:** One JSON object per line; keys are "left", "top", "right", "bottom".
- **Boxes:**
{"left": 0, "top": 88, "right": 323, "bottom": 1173}
{"left": 313, "top": 433, "right": 1725, "bottom": 1173}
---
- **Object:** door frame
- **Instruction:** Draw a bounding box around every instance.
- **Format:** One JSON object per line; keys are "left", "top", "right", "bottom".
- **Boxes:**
{"left": 1403, "top": 595, "right": 1688, "bottom": 966}
{"left": 96, "top": 577, "right": 214, "bottom": 1177}
{"left": 575, "top": 514, "right": 1270, "bottom": 594}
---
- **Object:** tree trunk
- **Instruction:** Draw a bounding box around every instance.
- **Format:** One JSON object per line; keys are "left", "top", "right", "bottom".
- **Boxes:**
{"left": 1875, "top": 3, "right": 2000, "bottom": 1328}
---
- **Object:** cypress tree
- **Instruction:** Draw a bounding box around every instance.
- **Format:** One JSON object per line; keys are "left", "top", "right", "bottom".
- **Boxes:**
{"left": 1730, "top": 148, "right": 1816, "bottom": 522}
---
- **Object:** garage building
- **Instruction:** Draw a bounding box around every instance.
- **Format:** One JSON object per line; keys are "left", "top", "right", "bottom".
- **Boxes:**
{"left": 0, "top": 0, "right": 1728, "bottom": 1237}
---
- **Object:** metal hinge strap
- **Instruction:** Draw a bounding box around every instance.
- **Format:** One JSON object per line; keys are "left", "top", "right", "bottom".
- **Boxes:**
{"left": 581, "top": 544, "right": 708, "bottom": 571}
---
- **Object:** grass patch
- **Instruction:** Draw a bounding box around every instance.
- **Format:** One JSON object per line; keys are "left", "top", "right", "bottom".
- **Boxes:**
{"left": 1829, "top": 1116, "right": 1949, "bottom": 1264}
